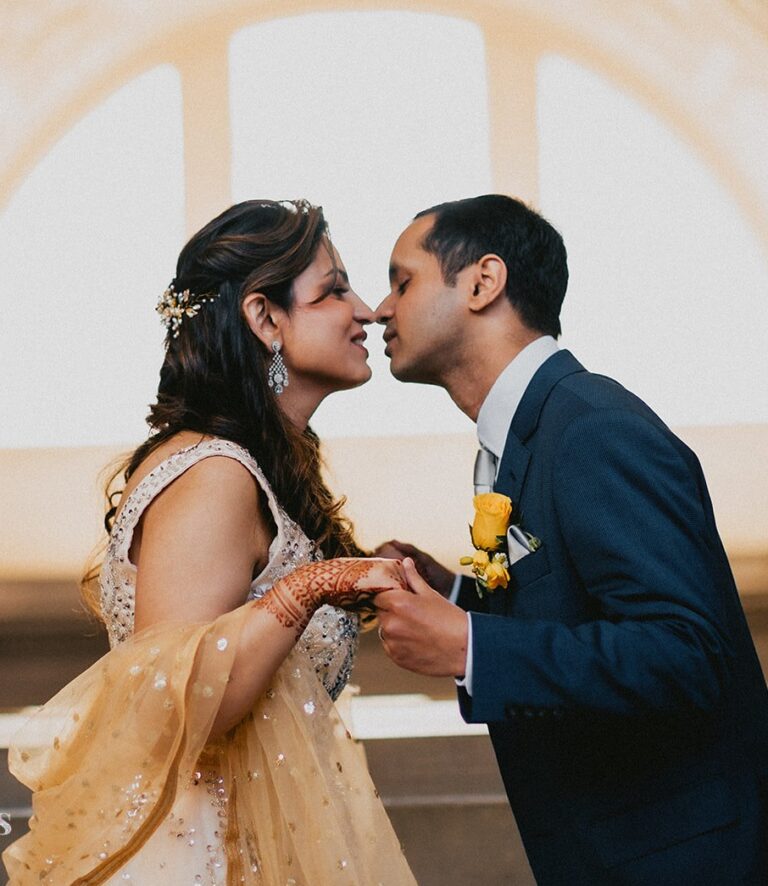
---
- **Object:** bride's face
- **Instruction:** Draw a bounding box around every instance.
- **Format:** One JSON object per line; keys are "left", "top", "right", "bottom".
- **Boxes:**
{"left": 281, "top": 240, "right": 373, "bottom": 394}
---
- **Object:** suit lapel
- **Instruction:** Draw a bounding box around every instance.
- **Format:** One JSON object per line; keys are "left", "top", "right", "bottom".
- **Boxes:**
{"left": 510, "top": 350, "right": 585, "bottom": 442}
{"left": 494, "top": 432, "right": 530, "bottom": 512}
{"left": 495, "top": 350, "right": 586, "bottom": 506}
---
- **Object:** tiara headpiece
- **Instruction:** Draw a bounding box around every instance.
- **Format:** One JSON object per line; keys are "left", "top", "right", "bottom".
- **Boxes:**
{"left": 156, "top": 282, "right": 220, "bottom": 338}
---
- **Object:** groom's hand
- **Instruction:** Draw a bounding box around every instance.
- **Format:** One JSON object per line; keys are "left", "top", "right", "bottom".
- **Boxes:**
{"left": 375, "top": 558, "right": 468, "bottom": 677}
{"left": 373, "top": 540, "right": 455, "bottom": 597}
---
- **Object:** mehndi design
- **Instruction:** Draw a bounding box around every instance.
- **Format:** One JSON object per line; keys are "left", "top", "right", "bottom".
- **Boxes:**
{"left": 259, "top": 559, "right": 395, "bottom": 638}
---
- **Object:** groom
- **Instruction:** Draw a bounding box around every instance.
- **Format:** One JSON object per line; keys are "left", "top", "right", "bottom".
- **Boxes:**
{"left": 373, "top": 195, "right": 768, "bottom": 884}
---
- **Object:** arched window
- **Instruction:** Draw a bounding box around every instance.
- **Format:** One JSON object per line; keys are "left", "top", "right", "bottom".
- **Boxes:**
{"left": 2, "top": 7, "right": 766, "bottom": 452}
{"left": 0, "top": 65, "right": 184, "bottom": 448}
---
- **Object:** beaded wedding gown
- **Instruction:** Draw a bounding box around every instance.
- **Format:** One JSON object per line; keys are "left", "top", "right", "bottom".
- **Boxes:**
{"left": 4, "top": 439, "right": 416, "bottom": 886}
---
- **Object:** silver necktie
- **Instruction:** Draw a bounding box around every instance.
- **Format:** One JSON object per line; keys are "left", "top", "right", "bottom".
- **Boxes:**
{"left": 473, "top": 446, "right": 498, "bottom": 495}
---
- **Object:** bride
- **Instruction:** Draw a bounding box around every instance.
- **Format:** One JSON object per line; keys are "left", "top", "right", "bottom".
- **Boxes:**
{"left": 3, "top": 199, "right": 417, "bottom": 885}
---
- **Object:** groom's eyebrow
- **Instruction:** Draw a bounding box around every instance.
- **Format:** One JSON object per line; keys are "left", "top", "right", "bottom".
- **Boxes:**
{"left": 388, "top": 263, "right": 399, "bottom": 282}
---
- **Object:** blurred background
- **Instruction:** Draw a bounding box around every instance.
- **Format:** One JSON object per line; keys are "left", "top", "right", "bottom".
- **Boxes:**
{"left": 1, "top": 2, "right": 767, "bottom": 883}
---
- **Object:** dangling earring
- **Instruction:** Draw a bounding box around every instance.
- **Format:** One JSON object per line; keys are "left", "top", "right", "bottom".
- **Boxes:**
{"left": 267, "top": 340, "right": 289, "bottom": 395}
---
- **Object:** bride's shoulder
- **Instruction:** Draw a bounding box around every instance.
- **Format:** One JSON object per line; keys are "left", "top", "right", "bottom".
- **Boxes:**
{"left": 127, "top": 438, "right": 274, "bottom": 630}
{"left": 117, "top": 433, "right": 263, "bottom": 521}
{"left": 120, "top": 434, "right": 274, "bottom": 577}
{"left": 142, "top": 451, "right": 262, "bottom": 532}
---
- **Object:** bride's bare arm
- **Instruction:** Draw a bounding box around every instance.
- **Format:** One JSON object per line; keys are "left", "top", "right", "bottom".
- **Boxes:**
{"left": 133, "top": 456, "right": 271, "bottom": 629}
{"left": 131, "top": 456, "right": 402, "bottom": 739}
{"left": 214, "top": 558, "right": 402, "bottom": 736}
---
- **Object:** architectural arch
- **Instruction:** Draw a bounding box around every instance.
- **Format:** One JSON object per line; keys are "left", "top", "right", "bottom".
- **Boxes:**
{"left": 1, "top": 1, "right": 766, "bottom": 251}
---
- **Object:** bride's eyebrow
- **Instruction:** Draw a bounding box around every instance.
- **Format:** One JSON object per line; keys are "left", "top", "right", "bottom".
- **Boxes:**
{"left": 320, "top": 267, "right": 349, "bottom": 289}
{"left": 327, "top": 267, "right": 349, "bottom": 284}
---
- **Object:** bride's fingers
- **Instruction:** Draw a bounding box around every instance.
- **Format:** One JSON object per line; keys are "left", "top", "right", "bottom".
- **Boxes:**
{"left": 370, "top": 560, "right": 406, "bottom": 588}
{"left": 372, "top": 567, "right": 411, "bottom": 594}
{"left": 342, "top": 592, "right": 378, "bottom": 614}
{"left": 329, "top": 583, "right": 406, "bottom": 613}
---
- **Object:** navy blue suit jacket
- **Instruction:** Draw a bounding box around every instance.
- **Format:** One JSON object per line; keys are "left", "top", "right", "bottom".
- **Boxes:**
{"left": 456, "top": 351, "right": 768, "bottom": 884}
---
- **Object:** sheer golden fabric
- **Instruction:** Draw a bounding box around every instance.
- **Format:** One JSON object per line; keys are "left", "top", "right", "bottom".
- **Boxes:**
{"left": 3, "top": 604, "right": 416, "bottom": 885}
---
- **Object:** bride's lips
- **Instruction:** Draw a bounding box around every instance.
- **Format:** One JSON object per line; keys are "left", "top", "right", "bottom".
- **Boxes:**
{"left": 351, "top": 330, "right": 368, "bottom": 356}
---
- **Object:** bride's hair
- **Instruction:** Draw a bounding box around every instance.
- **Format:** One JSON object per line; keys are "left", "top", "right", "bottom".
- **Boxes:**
{"left": 82, "top": 199, "right": 363, "bottom": 618}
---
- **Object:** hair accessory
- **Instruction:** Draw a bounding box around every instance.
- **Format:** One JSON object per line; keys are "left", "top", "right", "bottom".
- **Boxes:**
{"left": 156, "top": 282, "right": 219, "bottom": 338}
{"left": 268, "top": 340, "right": 289, "bottom": 395}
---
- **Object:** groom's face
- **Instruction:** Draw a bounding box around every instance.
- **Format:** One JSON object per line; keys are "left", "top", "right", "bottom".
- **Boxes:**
{"left": 376, "top": 214, "right": 464, "bottom": 384}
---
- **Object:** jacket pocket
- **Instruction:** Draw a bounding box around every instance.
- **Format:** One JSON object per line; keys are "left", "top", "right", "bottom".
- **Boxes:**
{"left": 589, "top": 776, "right": 738, "bottom": 868}
{"left": 508, "top": 544, "right": 550, "bottom": 590}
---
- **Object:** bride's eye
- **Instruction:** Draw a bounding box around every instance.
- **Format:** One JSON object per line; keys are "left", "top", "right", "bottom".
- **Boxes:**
{"left": 313, "top": 284, "right": 348, "bottom": 304}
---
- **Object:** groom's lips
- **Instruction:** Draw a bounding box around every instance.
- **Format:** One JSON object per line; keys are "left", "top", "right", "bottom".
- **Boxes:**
{"left": 383, "top": 330, "right": 397, "bottom": 356}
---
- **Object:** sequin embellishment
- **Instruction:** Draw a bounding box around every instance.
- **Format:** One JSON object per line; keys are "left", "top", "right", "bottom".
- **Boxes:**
{"left": 100, "top": 438, "right": 359, "bottom": 700}
{"left": 98, "top": 438, "right": 360, "bottom": 883}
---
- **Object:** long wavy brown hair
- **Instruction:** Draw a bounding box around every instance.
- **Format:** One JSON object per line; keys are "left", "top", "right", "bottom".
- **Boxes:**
{"left": 82, "top": 199, "right": 363, "bottom": 618}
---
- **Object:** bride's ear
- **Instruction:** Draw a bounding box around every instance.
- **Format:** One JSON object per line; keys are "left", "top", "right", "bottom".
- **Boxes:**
{"left": 242, "top": 292, "right": 284, "bottom": 349}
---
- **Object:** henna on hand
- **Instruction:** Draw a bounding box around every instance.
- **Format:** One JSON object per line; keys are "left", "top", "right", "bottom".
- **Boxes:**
{"left": 317, "top": 560, "right": 379, "bottom": 606}
{"left": 257, "top": 559, "right": 402, "bottom": 639}
{"left": 258, "top": 580, "right": 311, "bottom": 636}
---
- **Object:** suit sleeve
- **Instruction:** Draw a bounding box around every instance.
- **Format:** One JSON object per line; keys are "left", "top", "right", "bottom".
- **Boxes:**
{"left": 460, "top": 408, "right": 735, "bottom": 724}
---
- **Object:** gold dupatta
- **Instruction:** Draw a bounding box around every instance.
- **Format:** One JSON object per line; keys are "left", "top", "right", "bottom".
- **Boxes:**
{"left": 2, "top": 605, "right": 416, "bottom": 885}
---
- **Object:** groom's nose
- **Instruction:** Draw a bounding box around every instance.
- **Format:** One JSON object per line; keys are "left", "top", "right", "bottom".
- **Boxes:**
{"left": 374, "top": 292, "right": 395, "bottom": 323}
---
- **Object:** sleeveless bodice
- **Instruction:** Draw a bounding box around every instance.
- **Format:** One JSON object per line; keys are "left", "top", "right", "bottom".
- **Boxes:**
{"left": 99, "top": 438, "right": 359, "bottom": 700}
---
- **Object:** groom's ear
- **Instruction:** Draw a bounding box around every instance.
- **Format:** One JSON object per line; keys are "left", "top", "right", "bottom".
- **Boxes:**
{"left": 466, "top": 253, "right": 508, "bottom": 313}
{"left": 242, "top": 292, "right": 284, "bottom": 347}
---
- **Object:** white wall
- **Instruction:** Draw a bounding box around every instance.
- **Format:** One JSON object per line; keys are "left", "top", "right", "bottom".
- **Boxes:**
{"left": 1, "top": 12, "right": 766, "bottom": 451}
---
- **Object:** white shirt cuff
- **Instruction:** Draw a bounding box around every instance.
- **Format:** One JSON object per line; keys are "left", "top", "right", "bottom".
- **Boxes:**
{"left": 448, "top": 572, "right": 463, "bottom": 604}
{"left": 454, "top": 612, "right": 473, "bottom": 696}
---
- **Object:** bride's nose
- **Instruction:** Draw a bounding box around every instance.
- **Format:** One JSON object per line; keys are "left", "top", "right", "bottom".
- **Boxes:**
{"left": 351, "top": 291, "right": 374, "bottom": 325}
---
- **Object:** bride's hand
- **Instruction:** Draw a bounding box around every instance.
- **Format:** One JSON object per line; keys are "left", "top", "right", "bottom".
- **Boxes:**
{"left": 260, "top": 558, "right": 405, "bottom": 636}
{"left": 321, "top": 557, "right": 406, "bottom": 610}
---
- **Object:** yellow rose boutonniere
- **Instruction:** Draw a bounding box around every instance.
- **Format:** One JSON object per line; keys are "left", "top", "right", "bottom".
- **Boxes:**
{"left": 470, "top": 493, "right": 513, "bottom": 550}
{"left": 484, "top": 557, "right": 511, "bottom": 591}
{"left": 460, "top": 492, "right": 514, "bottom": 597}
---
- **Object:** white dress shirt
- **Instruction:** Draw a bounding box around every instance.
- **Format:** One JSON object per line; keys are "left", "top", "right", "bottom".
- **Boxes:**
{"left": 451, "top": 336, "right": 560, "bottom": 692}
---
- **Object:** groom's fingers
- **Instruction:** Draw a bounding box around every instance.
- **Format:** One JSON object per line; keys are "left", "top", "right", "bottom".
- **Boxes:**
{"left": 373, "top": 541, "right": 404, "bottom": 559}
{"left": 374, "top": 588, "right": 411, "bottom": 612}
{"left": 375, "top": 540, "right": 422, "bottom": 559}
{"left": 375, "top": 579, "right": 469, "bottom": 676}
{"left": 402, "top": 557, "right": 434, "bottom": 595}
{"left": 390, "top": 541, "right": 425, "bottom": 560}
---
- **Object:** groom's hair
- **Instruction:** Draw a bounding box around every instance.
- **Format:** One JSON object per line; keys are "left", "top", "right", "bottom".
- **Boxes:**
{"left": 414, "top": 194, "right": 568, "bottom": 337}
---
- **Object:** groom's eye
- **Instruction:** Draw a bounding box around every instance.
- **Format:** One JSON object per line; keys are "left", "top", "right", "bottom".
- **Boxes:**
{"left": 397, "top": 280, "right": 410, "bottom": 295}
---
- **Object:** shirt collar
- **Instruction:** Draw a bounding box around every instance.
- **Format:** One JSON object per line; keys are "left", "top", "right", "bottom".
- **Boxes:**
{"left": 476, "top": 335, "right": 560, "bottom": 460}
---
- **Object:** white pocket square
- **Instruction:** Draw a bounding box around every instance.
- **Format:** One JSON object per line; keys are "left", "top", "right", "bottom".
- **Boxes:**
{"left": 506, "top": 525, "right": 533, "bottom": 565}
